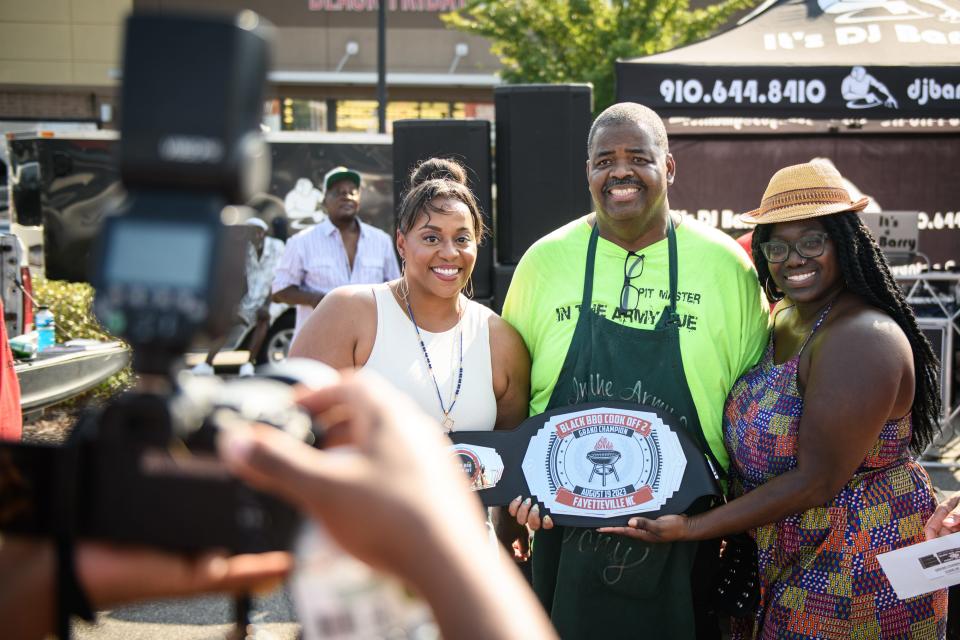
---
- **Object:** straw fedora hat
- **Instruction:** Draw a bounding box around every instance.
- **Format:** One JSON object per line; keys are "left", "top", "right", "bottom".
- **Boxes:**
{"left": 740, "top": 160, "right": 869, "bottom": 224}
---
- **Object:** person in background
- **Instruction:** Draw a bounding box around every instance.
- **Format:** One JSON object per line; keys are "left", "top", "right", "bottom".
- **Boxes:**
{"left": 289, "top": 158, "right": 530, "bottom": 553}
{"left": 505, "top": 102, "right": 769, "bottom": 639}
{"left": 270, "top": 215, "right": 289, "bottom": 243}
{"left": 0, "top": 298, "right": 22, "bottom": 441}
{"left": 604, "top": 160, "right": 946, "bottom": 638}
{"left": 0, "top": 372, "right": 556, "bottom": 640}
{"left": 272, "top": 166, "right": 399, "bottom": 338}
{"left": 193, "top": 217, "right": 284, "bottom": 377}
{"left": 247, "top": 191, "right": 291, "bottom": 243}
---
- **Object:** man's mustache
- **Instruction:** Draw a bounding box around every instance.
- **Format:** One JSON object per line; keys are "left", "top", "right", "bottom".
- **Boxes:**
{"left": 603, "top": 177, "right": 643, "bottom": 192}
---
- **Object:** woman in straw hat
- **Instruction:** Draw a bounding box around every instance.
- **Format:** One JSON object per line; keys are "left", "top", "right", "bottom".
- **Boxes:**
{"left": 601, "top": 160, "right": 946, "bottom": 638}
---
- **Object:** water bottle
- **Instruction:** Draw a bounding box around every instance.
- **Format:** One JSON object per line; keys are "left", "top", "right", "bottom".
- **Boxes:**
{"left": 35, "top": 306, "right": 56, "bottom": 352}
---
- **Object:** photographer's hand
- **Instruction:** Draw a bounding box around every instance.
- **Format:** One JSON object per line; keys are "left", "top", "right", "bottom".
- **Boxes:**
{"left": 77, "top": 543, "right": 291, "bottom": 608}
{"left": 0, "top": 535, "right": 292, "bottom": 640}
{"left": 218, "top": 371, "right": 557, "bottom": 640}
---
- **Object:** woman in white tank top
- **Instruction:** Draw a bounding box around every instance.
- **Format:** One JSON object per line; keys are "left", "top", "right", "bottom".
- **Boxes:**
{"left": 289, "top": 158, "right": 530, "bottom": 433}
{"left": 289, "top": 158, "right": 531, "bottom": 556}
{"left": 364, "top": 285, "right": 498, "bottom": 431}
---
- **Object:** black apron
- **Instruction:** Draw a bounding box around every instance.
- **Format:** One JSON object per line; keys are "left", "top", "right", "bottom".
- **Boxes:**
{"left": 532, "top": 219, "right": 719, "bottom": 640}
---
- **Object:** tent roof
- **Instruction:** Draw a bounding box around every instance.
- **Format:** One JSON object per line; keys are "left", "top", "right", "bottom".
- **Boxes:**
{"left": 615, "top": 0, "right": 960, "bottom": 118}
{"left": 627, "top": 0, "right": 960, "bottom": 66}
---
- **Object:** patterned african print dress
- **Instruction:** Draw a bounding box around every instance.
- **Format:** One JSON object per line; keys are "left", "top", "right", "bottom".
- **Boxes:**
{"left": 722, "top": 306, "right": 947, "bottom": 639}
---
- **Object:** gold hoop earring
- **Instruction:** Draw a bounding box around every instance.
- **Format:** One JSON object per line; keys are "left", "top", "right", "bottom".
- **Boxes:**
{"left": 763, "top": 280, "right": 780, "bottom": 303}
{"left": 462, "top": 276, "right": 474, "bottom": 299}
{"left": 398, "top": 260, "right": 410, "bottom": 300}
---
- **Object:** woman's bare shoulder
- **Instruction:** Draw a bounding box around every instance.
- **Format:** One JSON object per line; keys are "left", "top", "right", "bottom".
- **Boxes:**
{"left": 810, "top": 298, "right": 912, "bottom": 377}
{"left": 486, "top": 311, "right": 530, "bottom": 364}
{"left": 825, "top": 300, "right": 909, "bottom": 349}
{"left": 485, "top": 308, "right": 518, "bottom": 339}
{"left": 314, "top": 286, "right": 382, "bottom": 331}
{"left": 290, "top": 285, "right": 382, "bottom": 364}
{"left": 324, "top": 284, "right": 380, "bottom": 305}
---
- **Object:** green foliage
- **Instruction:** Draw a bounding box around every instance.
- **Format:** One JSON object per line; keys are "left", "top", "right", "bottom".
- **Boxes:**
{"left": 32, "top": 277, "right": 134, "bottom": 404}
{"left": 33, "top": 277, "right": 111, "bottom": 342}
{"left": 442, "top": 0, "right": 759, "bottom": 115}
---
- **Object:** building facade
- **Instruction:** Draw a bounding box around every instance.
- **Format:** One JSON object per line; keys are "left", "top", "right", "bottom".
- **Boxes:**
{"left": 0, "top": 0, "right": 502, "bottom": 132}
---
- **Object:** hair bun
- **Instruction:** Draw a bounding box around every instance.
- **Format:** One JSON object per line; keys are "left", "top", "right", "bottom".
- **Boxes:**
{"left": 409, "top": 157, "right": 468, "bottom": 187}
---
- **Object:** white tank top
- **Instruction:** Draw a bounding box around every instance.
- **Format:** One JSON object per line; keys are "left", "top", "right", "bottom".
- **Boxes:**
{"left": 363, "top": 285, "right": 497, "bottom": 432}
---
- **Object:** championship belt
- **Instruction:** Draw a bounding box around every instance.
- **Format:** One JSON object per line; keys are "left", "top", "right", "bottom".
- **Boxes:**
{"left": 449, "top": 402, "right": 721, "bottom": 527}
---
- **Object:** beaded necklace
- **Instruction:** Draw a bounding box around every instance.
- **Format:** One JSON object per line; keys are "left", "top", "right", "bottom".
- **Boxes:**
{"left": 404, "top": 296, "right": 464, "bottom": 432}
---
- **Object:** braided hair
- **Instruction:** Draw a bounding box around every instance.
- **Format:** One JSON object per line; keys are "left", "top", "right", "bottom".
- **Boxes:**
{"left": 751, "top": 212, "right": 942, "bottom": 453}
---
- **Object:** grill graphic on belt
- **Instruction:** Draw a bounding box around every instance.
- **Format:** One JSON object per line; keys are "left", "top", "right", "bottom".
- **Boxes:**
{"left": 522, "top": 407, "right": 687, "bottom": 519}
{"left": 586, "top": 438, "right": 621, "bottom": 486}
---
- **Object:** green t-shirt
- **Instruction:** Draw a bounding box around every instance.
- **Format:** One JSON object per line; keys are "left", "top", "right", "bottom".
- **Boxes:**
{"left": 502, "top": 216, "right": 769, "bottom": 470}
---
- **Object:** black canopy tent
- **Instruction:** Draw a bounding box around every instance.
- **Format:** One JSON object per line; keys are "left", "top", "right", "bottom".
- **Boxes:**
{"left": 612, "top": 0, "right": 960, "bottom": 268}
{"left": 616, "top": 0, "right": 960, "bottom": 119}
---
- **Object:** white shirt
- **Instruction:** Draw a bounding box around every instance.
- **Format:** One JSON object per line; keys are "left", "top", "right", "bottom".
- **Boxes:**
{"left": 363, "top": 285, "right": 497, "bottom": 432}
{"left": 272, "top": 218, "right": 400, "bottom": 334}
{"left": 239, "top": 236, "right": 284, "bottom": 318}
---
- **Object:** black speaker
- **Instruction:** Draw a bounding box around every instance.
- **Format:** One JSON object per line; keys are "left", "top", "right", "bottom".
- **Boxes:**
{"left": 392, "top": 119, "right": 493, "bottom": 299}
{"left": 495, "top": 84, "right": 593, "bottom": 264}
{"left": 492, "top": 263, "right": 515, "bottom": 314}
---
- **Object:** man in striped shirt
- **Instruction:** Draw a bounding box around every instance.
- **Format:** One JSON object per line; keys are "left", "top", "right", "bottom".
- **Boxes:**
{"left": 272, "top": 166, "right": 400, "bottom": 336}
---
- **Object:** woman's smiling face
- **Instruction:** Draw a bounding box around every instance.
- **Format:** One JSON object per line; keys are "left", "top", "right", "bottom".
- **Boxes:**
{"left": 396, "top": 197, "right": 478, "bottom": 300}
{"left": 766, "top": 219, "right": 843, "bottom": 305}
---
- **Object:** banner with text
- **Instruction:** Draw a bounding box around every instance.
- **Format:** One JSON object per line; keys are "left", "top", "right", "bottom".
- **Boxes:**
{"left": 617, "top": 64, "right": 960, "bottom": 119}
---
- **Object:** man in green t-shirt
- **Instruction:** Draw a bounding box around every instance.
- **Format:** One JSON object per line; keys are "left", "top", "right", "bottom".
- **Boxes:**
{"left": 502, "top": 103, "right": 769, "bottom": 639}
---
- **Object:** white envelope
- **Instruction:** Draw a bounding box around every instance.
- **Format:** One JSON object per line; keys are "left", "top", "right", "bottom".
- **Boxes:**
{"left": 877, "top": 531, "right": 960, "bottom": 599}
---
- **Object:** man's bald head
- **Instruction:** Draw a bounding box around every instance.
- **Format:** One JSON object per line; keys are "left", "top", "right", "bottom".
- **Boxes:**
{"left": 587, "top": 103, "right": 669, "bottom": 156}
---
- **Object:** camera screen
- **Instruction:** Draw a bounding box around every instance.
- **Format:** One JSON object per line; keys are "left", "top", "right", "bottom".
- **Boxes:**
{"left": 105, "top": 220, "right": 213, "bottom": 290}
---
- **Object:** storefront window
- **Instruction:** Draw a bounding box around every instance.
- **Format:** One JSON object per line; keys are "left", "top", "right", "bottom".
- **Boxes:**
{"left": 336, "top": 100, "right": 380, "bottom": 132}
{"left": 335, "top": 100, "right": 493, "bottom": 133}
{"left": 264, "top": 98, "right": 328, "bottom": 132}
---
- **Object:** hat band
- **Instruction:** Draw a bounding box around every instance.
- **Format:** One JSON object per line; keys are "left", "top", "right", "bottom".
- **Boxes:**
{"left": 758, "top": 186, "right": 852, "bottom": 217}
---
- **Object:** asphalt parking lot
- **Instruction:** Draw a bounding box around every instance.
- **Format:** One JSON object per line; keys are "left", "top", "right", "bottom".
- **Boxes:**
{"left": 73, "top": 587, "right": 299, "bottom": 640}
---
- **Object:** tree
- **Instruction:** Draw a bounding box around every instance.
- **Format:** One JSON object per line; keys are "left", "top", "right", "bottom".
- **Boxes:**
{"left": 442, "top": 0, "right": 759, "bottom": 114}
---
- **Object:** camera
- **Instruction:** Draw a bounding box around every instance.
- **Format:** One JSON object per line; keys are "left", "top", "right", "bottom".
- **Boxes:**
{"left": 0, "top": 11, "right": 315, "bottom": 554}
